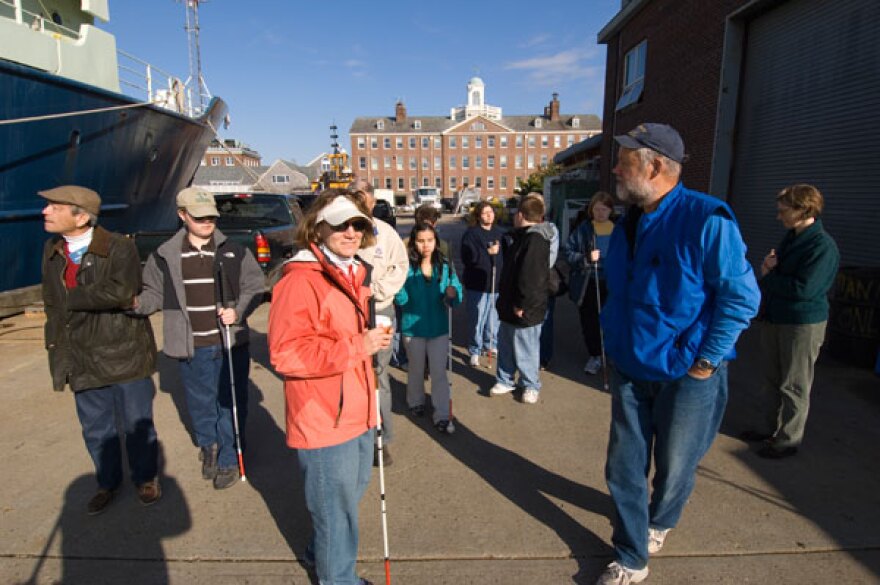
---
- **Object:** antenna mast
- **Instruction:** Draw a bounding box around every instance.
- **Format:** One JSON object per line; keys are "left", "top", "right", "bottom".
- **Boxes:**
{"left": 182, "top": 0, "right": 210, "bottom": 113}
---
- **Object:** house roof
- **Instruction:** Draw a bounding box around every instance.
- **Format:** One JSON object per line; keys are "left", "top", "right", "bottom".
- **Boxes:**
{"left": 554, "top": 133, "right": 603, "bottom": 164}
{"left": 598, "top": 0, "right": 650, "bottom": 43}
{"left": 193, "top": 165, "right": 266, "bottom": 184}
{"left": 350, "top": 113, "right": 601, "bottom": 134}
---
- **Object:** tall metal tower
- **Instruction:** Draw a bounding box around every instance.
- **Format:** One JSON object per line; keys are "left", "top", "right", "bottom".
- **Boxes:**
{"left": 181, "top": 0, "right": 211, "bottom": 113}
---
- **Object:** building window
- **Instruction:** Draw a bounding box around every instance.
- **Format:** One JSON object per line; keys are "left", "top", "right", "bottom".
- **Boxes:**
{"left": 371, "top": 157, "right": 378, "bottom": 170}
{"left": 422, "top": 177, "right": 429, "bottom": 187}
{"left": 617, "top": 39, "right": 646, "bottom": 111}
{"left": 471, "top": 121, "right": 485, "bottom": 131}
{"left": 398, "top": 177, "right": 405, "bottom": 190}
{"left": 396, "top": 137, "right": 404, "bottom": 149}
{"left": 422, "top": 137, "right": 429, "bottom": 149}
{"left": 225, "top": 156, "right": 234, "bottom": 166}
{"left": 434, "top": 137, "right": 441, "bottom": 148}
{"left": 414, "top": 120, "right": 422, "bottom": 129}
{"left": 487, "top": 177, "right": 494, "bottom": 189}
{"left": 372, "top": 137, "right": 379, "bottom": 148}
{"left": 377, "top": 120, "right": 384, "bottom": 130}
{"left": 462, "top": 136, "right": 470, "bottom": 148}
{"left": 534, "top": 118, "right": 542, "bottom": 128}
{"left": 409, "top": 157, "right": 417, "bottom": 170}
{"left": 541, "top": 135, "right": 548, "bottom": 147}
{"left": 572, "top": 117, "right": 580, "bottom": 128}
{"left": 500, "top": 176, "right": 508, "bottom": 189}
{"left": 476, "top": 156, "right": 482, "bottom": 169}
{"left": 516, "top": 135, "right": 523, "bottom": 147}
{"left": 396, "top": 157, "right": 403, "bottom": 170}
{"left": 450, "top": 176, "right": 457, "bottom": 190}
{"left": 462, "top": 156, "right": 470, "bottom": 169}
{"left": 475, "top": 136, "right": 482, "bottom": 149}
{"left": 527, "top": 155, "right": 534, "bottom": 169}
{"left": 384, "top": 156, "right": 391, "bottom": 169}
{"left": 500, "top": 155, "right": 507, "bottom": 169}
{"left": 449, "top": 156, "right": 457, "bottom": 169}
{"left": 385, "top": 177, "right": 392, "bottom": 189}
{"left": 500, "top": 135, "right": 508, "bottom": 147}
{"left": 272, "top": 175, "right": 290, "bottom": 183}
{"left": 422, "top": 157, "right": 428, "bottom": 170}
{"left": 357, "top": 137, "right": 365, "bottom": 149}
{"left": 372, "top": 177, "right": 379, "bottom": 188}
{"left": 541, "top": 154, "right": 548, "bottom": 166}
{"left": 410, "top": 177, "right": 417, "bottom": 190}
{"left": 384, "top": 137, "right": 391, "bottom": 149}
{"left": 554, "top": 136, "right": 561, "bottom": 148}
{"left": 409, "top": 137, "right": 416, "bottom": 149}
{"left": 488, "top": 135, "right": 496, "bottom": 148}
{"left": 434, "top": 156, "right": 441, "bottom": 170}
{"left": 449, "top": 136, "right": 457, "bottom": 148}
{"left": 515, "top": 155, "right": 523, "bottom": 169}
{"left": 528, "top": 136, "right": 536, "bottom": 148}
{"left": 359, "top": 156, "right": 367, "bottom": 170}
{"left": 210, "top": 157, "right": 220, "bottom": 166}
{"left": 475, "top": 177, "right": 482, "bottom": 188}
{"left": 568, "top": 135, "right": 575, "bottom": 147}
{"left": 487, "top": 155, "right": 495, "bottom": 169}
{"left": 435, "top": 177, "right": 442, "bottom": 189}
{"left": 463, "top": 176, "right": 470, "bottom": 187}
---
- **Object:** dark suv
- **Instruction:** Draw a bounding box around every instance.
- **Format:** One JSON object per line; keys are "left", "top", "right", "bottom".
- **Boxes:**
{"left": 372, "top": 199, "right": 396, "bottom": 227}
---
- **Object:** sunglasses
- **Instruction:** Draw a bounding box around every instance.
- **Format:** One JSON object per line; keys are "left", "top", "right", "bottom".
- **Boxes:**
{"left": 329, "top": 219, "right": 370, "bottom": 233}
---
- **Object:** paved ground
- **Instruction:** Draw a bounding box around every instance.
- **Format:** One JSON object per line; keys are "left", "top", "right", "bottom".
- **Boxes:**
{"left": 1, "top": 215, "right": 879, "bottom": 584}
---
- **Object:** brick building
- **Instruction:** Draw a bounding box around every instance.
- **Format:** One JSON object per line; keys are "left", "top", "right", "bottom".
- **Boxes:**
{"left": 201, "top": 138, "right": 262, "bottom": 168}
{"left": 349, "top": 77, "right": 600, "bottom": 200}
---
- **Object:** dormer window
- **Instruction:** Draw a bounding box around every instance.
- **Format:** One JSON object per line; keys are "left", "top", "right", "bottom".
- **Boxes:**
{"left": 470, "top": 121, "right": 485, "bottom": 131}
{"left": 376, "top": 120, "right": 385, "bottom": 130}
{"left": 534, "top": 118, "right": 543, "bottom": 128}
{"left": 414, "top": 120, "right": 422, "bottom": 129}
{"left": 572, "top": 117, "right": 580, "bottom": 128}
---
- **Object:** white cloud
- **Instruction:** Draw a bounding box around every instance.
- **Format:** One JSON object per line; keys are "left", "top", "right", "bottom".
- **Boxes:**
{"left": 505, "top": 48, "right": 602, "bottom": 87}
{"left": 519, "top": 34, "right": 549, "bottom": 49}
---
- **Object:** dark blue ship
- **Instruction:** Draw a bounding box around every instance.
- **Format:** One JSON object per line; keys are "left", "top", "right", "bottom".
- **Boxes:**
{"left": 0, "top": 1, "right": 227, "bottom": 304}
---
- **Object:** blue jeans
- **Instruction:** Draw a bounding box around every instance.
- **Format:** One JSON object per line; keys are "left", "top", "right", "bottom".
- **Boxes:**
{"left": 298, "top": 429, "right": 374, "bottom": 585}
{"left": 466, "top": 288, "right": 499, "bottom": 357}
{"left": 540, "top": 296, "right": 556, "bottom": 365}
{"left": 605, "top": 363, "right": 729, "bottom": 570}
{"left": 74, "top": 377, "right": 159, "bottom": 490}
{"left": 178, "top": 344, "right": 249, "bottom": 469}
{"left": 496, "top": 321, "right": 542, "bottom": 391}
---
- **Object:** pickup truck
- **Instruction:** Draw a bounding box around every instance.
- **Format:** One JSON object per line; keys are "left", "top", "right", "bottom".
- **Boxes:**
{"left": 132, "top": 192, "right": 302, "bottom": 290}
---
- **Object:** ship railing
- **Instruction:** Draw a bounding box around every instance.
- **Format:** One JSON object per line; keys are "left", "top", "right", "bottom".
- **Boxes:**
{"left": 117, "top": 50, "right": 208, "bottom": 117}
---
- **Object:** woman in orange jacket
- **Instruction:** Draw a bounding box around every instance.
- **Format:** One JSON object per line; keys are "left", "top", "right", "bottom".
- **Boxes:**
{"left": 269, "top": 190, "right": 392, "bottom": 585}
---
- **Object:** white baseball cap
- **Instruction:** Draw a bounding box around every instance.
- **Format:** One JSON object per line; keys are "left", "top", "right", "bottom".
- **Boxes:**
{"left": 316, "top": 195, "right": 372, "bottom": 226}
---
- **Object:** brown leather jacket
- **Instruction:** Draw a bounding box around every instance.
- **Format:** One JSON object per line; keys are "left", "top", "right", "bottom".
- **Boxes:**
{"left": 42, "top": 226, "right": 157, "bottom": 392}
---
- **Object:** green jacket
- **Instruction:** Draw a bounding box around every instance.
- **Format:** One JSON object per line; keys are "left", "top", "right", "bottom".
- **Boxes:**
{"left": 760, "top": 219, "right": 839, "bottom": 324}
{"left": 42, "top": 226, "right": 157, "bottom": 392}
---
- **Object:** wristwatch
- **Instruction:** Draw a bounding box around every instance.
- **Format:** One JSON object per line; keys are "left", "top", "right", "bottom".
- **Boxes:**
{"left": 694, "top": 357, "right": 716, "bottom": 372}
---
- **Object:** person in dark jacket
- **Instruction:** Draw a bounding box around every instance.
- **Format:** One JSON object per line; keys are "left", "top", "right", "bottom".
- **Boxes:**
{"left": 741, "top": 184, "right": 839, "bottom": 459}
{"left": 460, "top": 201, "right": 503, "bottom": 367}
{"left": 489, "top": 195, "right": 551, "bottom": 405}
{"left": 134, "top": 187, "right": 264, "bottom": 490}
{"left": 40, "top": 185, "right": 161, "bottom": 515}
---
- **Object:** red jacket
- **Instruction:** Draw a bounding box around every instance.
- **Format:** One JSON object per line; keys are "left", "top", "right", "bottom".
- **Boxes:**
{"left": 268, "top": 244, "right": 376, "bottom": 449}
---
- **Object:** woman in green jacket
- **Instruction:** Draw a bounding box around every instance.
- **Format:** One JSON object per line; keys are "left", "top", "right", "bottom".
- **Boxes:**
{"left": 743, "top": 184, "right": 839, "bottom": 459}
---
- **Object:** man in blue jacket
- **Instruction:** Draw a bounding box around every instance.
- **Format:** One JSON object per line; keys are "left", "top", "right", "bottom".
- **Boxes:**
{"left": 596, "top": 124, "right": 760, "bottom": 585}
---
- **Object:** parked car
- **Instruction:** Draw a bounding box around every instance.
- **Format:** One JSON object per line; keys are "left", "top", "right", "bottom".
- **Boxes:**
{"left": 372, "top": 199, "right": 396, "bottom": 227}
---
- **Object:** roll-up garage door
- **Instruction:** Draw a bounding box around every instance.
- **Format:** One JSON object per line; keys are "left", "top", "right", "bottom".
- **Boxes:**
{"left": 729, "top": 0, "right": 880, "bottom": 267}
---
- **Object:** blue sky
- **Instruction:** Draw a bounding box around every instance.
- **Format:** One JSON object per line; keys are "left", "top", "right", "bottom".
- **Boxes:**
{"left": 105, "top": 1, "right": 621, "bottom": 165}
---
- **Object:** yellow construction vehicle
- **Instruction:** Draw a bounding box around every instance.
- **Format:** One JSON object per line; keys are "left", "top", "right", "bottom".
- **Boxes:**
{"left": 310, "top": 124, "right": 354, "bottom": 192}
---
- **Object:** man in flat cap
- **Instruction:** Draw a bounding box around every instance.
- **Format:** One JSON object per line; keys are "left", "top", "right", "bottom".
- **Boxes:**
{"left": 595, "top": 124, "right": 760, "bottom": 585}
{"left": 133, "top": 187, "right": 263, "bottom": 490}
{"left": 40, "top": 185, "right": 161, "bottom": 515}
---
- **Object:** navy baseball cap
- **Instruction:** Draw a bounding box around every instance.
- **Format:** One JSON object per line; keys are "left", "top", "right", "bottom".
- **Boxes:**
{"left": 614, "top": 123, "right": 687, "bottom": 163}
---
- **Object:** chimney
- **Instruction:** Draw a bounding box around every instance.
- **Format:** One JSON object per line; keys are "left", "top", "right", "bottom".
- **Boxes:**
{"left": 395, "top": 100, "right": 407, "bottom": 122}
{"left": 549, "top": 93, "right": 560, "bottom": 121}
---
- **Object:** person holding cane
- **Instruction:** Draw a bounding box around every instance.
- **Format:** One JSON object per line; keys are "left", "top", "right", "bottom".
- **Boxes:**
{"left": 269, "top": 190, "right": 391, "bottom": 585}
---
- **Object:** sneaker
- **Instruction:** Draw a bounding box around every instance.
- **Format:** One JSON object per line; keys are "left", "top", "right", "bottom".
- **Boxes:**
{"left": 87, "top": 488, "right": 117, "bottom": 516}
{"left": 489, "top": 382, "right": 515, "bottom": 396}
{"left": 648, "top": 527, "right": 670, "bottom": 554}
{"left": 409, "top": 404, "right": 425, "bottom": 417}
{"left": 595, "top": 561, "right": 649, "bottom": 585}
{"left": 213, "top": 467, "right": 239, "bottom": 490}
{"left": 199, "top": 444, "right": 218, "bottom": 480}
{"left": 469, "top": 354, "right": 481, "bottom": 367}
{"left": 584, "top": 356, "right": 602, "bottom": 375}
{"left": 522, "top": 388, "right": 539, "bottom": 404}
{"left": 137, "top": 479, "right": 162, "bottom": 507}
{"left": 435, "top": 419, "right": 455, "bottom": 434}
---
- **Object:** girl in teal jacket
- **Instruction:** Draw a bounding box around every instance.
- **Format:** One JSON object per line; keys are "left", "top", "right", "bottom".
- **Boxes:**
{"left": 395, "top": 223, "right": 463, "bottom": 433}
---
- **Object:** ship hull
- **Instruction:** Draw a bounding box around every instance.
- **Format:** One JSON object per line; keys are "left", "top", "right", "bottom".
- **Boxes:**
{"left": 0, "top": 59, "right": 227, "bottom": 294}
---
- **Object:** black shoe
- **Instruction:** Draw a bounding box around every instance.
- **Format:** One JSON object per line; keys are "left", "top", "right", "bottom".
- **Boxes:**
{"left": 213, "top": 467, "right": 239, "bottom": 489}
{"left": 434, "top": 419, "right": 455, "bottom": 434}
{"left": 739, "top": 430, "right": 774, "bottom": 443}
{"left": 757, "top": 444, "right": 798, "bottom": 459}
{"left": 373, "top": 444, "right": 393, "bottom": 467}
{"left": 87, "top": 488, "right": 117, "bottom": 516}
{"left": 200, "top": 444, "right": 218, "bottom": 480}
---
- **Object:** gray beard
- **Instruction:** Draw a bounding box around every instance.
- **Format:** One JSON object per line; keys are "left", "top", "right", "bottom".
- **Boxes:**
{"left": 616, "top": 177, "right": 654, "bottom": 207}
